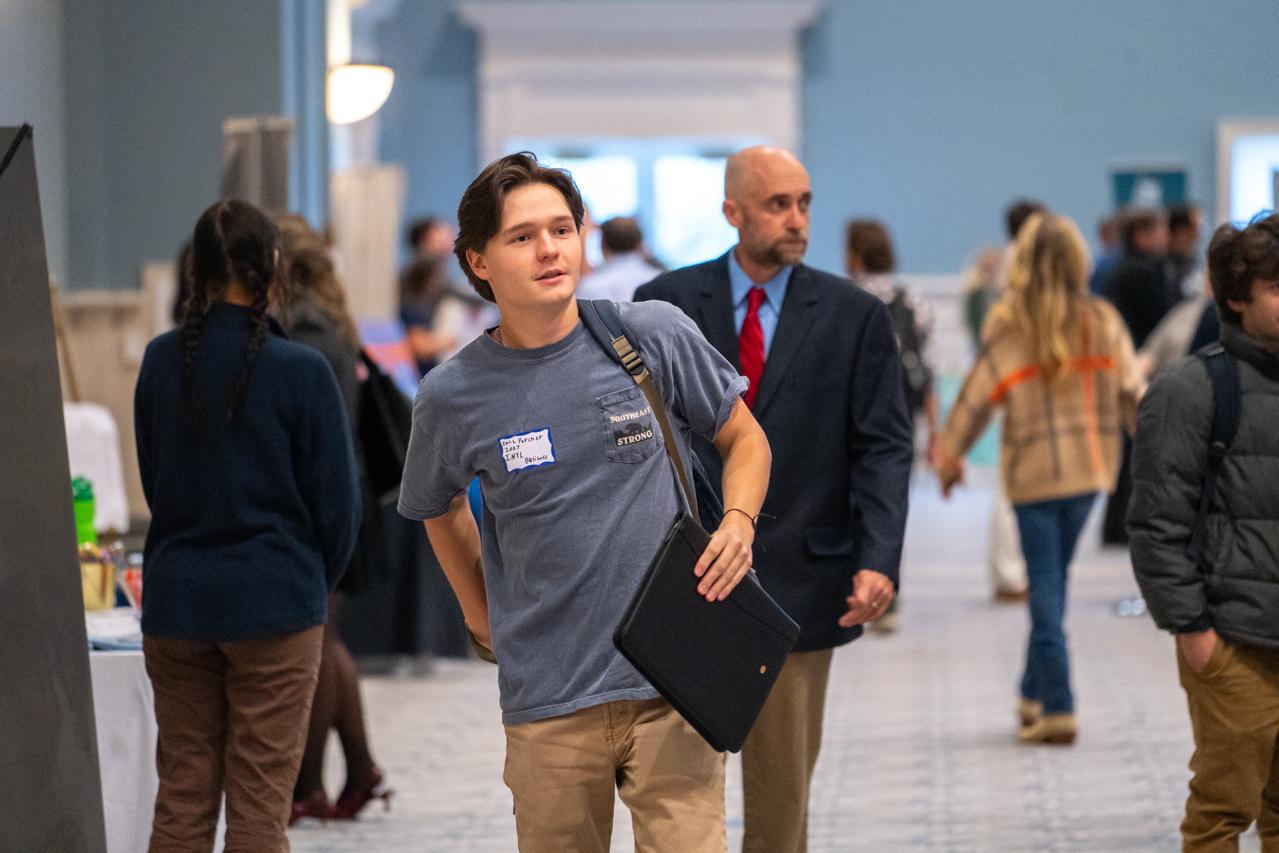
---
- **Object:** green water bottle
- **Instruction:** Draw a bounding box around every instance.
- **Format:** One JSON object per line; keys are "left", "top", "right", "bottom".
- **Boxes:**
{"left": 72, "top": 476, "right": 96, "bottom": 547}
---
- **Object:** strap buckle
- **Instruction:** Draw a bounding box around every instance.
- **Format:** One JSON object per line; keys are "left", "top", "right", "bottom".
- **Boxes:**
{"left": 611, "top": 337, "right": 647, "bottom": 378}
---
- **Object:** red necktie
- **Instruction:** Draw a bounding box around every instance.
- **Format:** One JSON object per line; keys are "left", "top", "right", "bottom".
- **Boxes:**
{"left": 739, "top": 287, "right": 767, "bottom": 409}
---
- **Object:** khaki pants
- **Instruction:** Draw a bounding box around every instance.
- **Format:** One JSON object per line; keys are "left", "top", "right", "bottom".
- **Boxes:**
{"left": 741, "top": 647, "right": 835, "bottom": 853}
{"left": 503, "top": 696, "right": 726, "bottom": 853}
{"left": 143, "top": 626, "right": 324, "bottom": 853}
{"left": 1179, "top": 636, "right": 1279, "bottom": 853}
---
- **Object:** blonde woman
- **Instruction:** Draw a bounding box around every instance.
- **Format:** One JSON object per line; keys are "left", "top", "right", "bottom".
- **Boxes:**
{"left": 932, "top": 213, "right": 1143, "bottom": 745}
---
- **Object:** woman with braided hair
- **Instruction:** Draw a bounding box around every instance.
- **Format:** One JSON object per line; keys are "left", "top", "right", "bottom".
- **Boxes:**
{"left": 134, "top": 199, "right": 360, "bottom": 852}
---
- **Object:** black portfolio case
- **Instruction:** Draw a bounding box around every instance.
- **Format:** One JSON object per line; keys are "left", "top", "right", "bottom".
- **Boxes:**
{"left": 614, "top": 513, "right": 801, "bottom": 753}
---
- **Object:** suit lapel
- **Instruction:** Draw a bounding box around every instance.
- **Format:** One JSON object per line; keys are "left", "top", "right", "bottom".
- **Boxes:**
{"left": 698, "top": 254, "right": 741, "bottom": 372}
{"left": 751, "top": 265, "right": 822, "bottom": 418}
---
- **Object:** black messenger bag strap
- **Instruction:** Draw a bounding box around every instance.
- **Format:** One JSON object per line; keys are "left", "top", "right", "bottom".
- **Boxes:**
{"left": 1185, "top": 343, "right": 1241, "bottom": 563}
{"left": 578, "top": 299, "right": 701, "bottom": 527}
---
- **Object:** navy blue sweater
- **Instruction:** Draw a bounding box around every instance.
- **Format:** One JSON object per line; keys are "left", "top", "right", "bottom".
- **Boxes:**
{"left": 134, "top": 303, "right": 361, "bottom": 641}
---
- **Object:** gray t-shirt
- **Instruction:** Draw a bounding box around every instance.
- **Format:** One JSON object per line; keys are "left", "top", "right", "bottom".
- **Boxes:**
{"left": 398, "top": 301, "right": 746, "bottom": 725}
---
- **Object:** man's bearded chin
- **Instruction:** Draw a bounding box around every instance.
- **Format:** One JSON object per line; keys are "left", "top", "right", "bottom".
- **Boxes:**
{"left": 746, "top": 235, "right": 808, "bottom": 268}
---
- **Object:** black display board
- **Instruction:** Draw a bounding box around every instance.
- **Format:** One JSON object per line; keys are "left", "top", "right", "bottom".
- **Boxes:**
{"left": 0, "top": 125, "right": 108, "bottom": 852}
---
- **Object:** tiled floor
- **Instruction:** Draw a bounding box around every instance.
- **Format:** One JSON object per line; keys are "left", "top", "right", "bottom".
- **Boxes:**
{"left": 289, "top": 475, "right": 1262, "bottom": 852}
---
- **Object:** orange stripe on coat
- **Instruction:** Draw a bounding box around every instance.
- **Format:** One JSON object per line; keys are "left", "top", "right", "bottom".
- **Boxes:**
{"left": 985, "top": 356, "right": 1113, "bottom": 405}
{"left": 988, "top": 364, "right": 1042, "bottom": 404}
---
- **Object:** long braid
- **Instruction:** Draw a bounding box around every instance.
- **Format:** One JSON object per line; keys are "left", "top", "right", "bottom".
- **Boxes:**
{"left": 183, "top": 199, "right": 280, "bottom": 426}
{"left": 227, "top": 264, "right": 271, "bottom": 420}
{"left": 179, "top": 209, "right": 218, "bottom": 429}
{"left": 179, "top": 282, "right": 209, "bottom": 428}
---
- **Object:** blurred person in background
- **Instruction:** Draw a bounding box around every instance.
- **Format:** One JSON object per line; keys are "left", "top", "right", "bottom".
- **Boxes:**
{"left": 1128, "top": 213, "right": 1279, "bottom": 852}
{"left": 844, "top": 218, "right": 937, "bottom": 635}
{"left": 1102, "top": 208, "right": 1177, "bottom": 545}
{"left": 1167, "top": 203, "right": 1205, "bottom": 300}
{"left": 135, "top": 200, "right": 360, "bottom": 852}
{"left": 407, "top": 215, "right": 457, "bottom": 264}
{"left": 963, "top": 247, "right": 1004, "bottom": 345}
{"left": 933, "top": 213, "right": 1143, "bottom": 746}
{"left": 274, "top": 213, "right": 391, "bottom": 824}
{"left": 845, "top": 219, "right": 939, "bottom": 453}
{"left": 398, "top": 254, "right": 458, "bottom": 376}
{"left": 1138, "top": 271, "right": 1219, "bottom": 379}
{"left": 403, "top": 216, "right": 499, "bottom": 367}
{"left": 1107, "top": 208, "right": 1177, "bottom": 348}
{"left": 1089, "top": 214, "right": 1122, "bottom": 296}
{"left": 575, "top": 216, "right": 661, "bottom": 302}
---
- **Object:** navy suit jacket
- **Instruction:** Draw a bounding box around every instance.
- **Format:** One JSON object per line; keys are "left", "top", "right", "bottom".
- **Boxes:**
{"left": 635, "top": 253, "right": 913, "bottom": 651}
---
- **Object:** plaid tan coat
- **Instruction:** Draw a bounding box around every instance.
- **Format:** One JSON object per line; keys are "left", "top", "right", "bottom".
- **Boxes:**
{"left": 939, "top": 298, "right": 1144, "bottom": 505}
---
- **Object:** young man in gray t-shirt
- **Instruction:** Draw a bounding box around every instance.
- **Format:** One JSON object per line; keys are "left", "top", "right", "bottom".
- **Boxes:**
{"left": 398, "top": 153, "right": 771, "bottom": 852}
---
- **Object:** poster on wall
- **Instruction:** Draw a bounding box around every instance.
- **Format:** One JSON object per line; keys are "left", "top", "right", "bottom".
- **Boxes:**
{"left": 1112, "top": 168, "right": 1187, "bottom": 209}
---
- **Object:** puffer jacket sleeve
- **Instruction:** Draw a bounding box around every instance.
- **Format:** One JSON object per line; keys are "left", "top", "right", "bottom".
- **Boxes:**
{"left": 1127, "top": 357, "right": 1214, "bottom": 634}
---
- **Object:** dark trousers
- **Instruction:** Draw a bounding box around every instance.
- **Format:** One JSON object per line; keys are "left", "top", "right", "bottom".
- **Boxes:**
{"left": 1102, "top": 435, "right": 1132, "bottom": 545}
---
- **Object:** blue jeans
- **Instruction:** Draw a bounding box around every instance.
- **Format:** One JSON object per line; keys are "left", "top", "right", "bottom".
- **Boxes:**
{"left": 1013, "top": 493, "right": 1097, "bottom": 715}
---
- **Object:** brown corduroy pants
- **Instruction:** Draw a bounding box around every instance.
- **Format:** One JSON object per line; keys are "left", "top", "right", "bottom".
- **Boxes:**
{"left": 143, "top": 625, "right": 324, "bottom": 853}
{"left": 741, "top": 647, "right": 835, "bottom": 853}
{"left": 1178, "top": 636, "right": 1279, "bottom": 853}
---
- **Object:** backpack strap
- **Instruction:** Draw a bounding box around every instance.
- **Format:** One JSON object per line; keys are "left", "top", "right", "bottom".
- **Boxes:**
{"left": 578, "top": 299, "right": 701, "bottom": 526}
{"left": 1185, "top": 342, "right": 1241, "bottom": 563}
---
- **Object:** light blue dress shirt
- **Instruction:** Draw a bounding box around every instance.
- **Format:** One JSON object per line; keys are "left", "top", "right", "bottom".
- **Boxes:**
{"left": 727, "top": 247, "right": 793, "bottom": 358}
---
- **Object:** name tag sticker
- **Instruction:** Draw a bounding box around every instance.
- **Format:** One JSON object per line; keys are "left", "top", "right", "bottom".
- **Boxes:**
{"left": 499, "top": 428, "right": 556, "bottom": 472}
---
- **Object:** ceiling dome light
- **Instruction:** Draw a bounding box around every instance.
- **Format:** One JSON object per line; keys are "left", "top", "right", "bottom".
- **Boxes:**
{"left": 326, "top": 64, "right": 394, "bottom": 124}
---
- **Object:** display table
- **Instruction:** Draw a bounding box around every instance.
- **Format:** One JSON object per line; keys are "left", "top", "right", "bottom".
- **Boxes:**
{"left": 90, "top": 649, "right": 157, "bottom": 853}
{"left": 88, "top": 612, "right": 227, "bottom": 853}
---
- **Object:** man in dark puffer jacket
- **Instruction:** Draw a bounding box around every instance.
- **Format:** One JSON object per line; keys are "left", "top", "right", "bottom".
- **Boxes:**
{"left": 1128, "top": 212, "right": 1279, "bottom": 853}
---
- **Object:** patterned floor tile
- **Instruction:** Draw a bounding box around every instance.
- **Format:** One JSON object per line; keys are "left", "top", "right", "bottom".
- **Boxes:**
{"left": 289, "top": 479, "right": 1262, "bottom": 852}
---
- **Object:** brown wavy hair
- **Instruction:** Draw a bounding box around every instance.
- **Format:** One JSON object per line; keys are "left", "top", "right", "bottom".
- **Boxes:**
{"left": 454, "top": 152, "right": 585, "bottom": 302}
{"left": 844, "top": 219, "right": 896, "bottom": 273}
{"left": 272, "top": 213, "right": 361, "bottom": 351}
{"left": 1207, "top": 213, "right": 1279, "bottom": 326}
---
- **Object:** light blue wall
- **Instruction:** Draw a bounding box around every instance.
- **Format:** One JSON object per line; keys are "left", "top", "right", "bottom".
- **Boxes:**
{"left": 373, "top": 1, "right": 477, "bottom": 248}
{"left": 62, "top": 0, "right": 311, "bottom": 291}
{"left": 0, "top": 0, "right": 67, "bottom": 287}
{"left": 369, "top": 0, "right": 1279, "bottom": 276}
{"left": 33, "top": 1, "right": 1279, "bottom": 285}
{"left": 801, "top": 0, "right": 1279, "bottom": 273}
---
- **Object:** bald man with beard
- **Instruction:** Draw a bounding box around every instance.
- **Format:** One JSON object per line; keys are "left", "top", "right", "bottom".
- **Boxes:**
{"left": 636, "top": 147, "right": 913, "bottom": 853}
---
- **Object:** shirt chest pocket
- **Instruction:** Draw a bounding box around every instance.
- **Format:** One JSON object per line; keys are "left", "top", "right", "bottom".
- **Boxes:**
{"left": 597, "top": 386, "right": 662, "bottom": 463}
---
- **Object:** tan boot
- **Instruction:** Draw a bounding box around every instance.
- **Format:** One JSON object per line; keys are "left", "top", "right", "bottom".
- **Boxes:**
{"left": 1017, "top": 712, "right": 1076, "bottom": 745}
{"left": 1017, "top": 697, "right": 1043, "bottom": 727}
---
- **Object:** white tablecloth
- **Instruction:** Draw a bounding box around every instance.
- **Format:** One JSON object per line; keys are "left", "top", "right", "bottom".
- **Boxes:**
{"left": 90, "top": 649, "right": 227, "bottom": 853}
{"left": 90, "top": 650, "right": 157, "bottom": 853}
